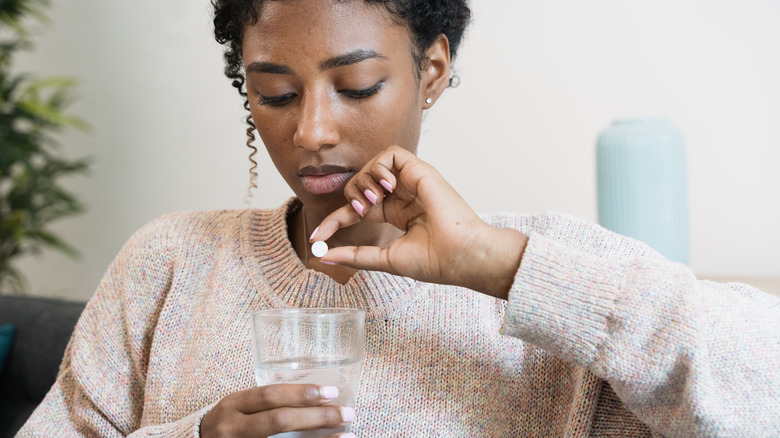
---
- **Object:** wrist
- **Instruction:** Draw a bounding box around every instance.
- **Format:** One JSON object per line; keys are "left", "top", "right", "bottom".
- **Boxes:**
{"left": 465, "top": 226, "right": 527, "bottom": 300}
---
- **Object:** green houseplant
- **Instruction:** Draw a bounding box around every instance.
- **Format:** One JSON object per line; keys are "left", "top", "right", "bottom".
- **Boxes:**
{"left": 0, "top": 0, "right": 89, "bottom": 293}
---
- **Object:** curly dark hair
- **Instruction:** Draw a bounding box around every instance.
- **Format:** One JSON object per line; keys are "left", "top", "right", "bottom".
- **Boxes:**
{"left": 212, "top": 0, "right": 472, "bottom": 196}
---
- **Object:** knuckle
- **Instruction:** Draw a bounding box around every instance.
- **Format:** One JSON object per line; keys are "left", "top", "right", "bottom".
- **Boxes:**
{"left": 266, "top": 408, "right": 293, "bottom": 431}
{"left": 322, "top": 406, "right": 344, "bottom": 424}
{"left": 343, "top": 181, "right": 359, "bottom": 195}
{"left": 214, "top": 420, "right": 238, "bottom": 437}
{"left": 204, "top": 407, "right": 241, "bottom": 437}
{"left": 301, "top": 385, "right": 320, "bottom": 402}
{"left": 253, "top": 386, "right": 273, "bottom": 406}
{"left": 351, "top": 175, "right": 365, "bottom": 188}
{"left": 218, "top": 396, "right": 242, "bottom": 414}
{"left": 357, "top": 172, "right": 374, "bottom": 186}
{"left": 370, "top": 161, "right": 386, "bottom": 175}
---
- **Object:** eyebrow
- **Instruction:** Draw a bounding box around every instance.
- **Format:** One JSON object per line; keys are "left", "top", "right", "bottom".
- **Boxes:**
{"left": 245, "top": 62, "right": 293, "bottom": 75}
{"left": 319, "top": 49, "right": 386, "bottom": 70}
{"left": 245, "top": 49, "right": 386, "bottom": 75}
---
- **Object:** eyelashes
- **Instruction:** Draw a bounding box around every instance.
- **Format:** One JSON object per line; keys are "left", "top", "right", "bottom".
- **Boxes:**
{"left": 258, "top": 93, "right": 295, "bottom": 107}
{"left": 257, "top": 81, "right": 385, "bottom": 107}
{"left": 339, "top": 81, "right": 383, "bottom": 99}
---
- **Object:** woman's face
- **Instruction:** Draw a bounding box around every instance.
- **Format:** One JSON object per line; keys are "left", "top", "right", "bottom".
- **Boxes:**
{"left": 242, "top": 0, "right": 444, "bottom": 215}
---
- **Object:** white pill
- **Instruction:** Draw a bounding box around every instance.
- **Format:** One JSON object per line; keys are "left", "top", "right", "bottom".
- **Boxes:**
{"left": 311, "top": 241, "right": 328, "bottom": 258}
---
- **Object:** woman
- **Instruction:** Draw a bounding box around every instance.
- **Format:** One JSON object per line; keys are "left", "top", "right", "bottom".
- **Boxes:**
{"left": 18, "top": 0, "right": 780, "bottom": 437}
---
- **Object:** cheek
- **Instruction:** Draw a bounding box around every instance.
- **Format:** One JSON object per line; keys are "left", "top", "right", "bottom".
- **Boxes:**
{"left": 380, "top": 99, "right": 422, "bottom": 153}
{"left": 390, "top": 78, "right": 424, "bottom": 151}
{"left": 398, "top": 102, "right": 422, "bottom": 152}
{"left": 251, "top": 108, "right": 295, "bottom": 157}
{"left": 348, "top": 90, "right": 422, "bottom": 153}
{"left": 249, "top": 111, "right": 299, "bottom": 180}
{"left": 251, "top": 106, "right": 287, "bottom": 141}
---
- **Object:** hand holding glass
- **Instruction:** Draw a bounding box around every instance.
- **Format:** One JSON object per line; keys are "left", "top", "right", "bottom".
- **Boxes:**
{"left": 250, "top": 308, "right": 365, "bottom": 438}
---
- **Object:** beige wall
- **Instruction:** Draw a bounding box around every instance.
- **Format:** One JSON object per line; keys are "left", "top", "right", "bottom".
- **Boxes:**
{"left": 14, "top": 0, "right": 780, "bottom": 300}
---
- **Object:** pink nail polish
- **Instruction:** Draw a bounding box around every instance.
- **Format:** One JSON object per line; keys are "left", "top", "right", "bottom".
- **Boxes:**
{"left": 380, "top": 179, "right": 393, "bottom": 193}
{"left": 351, "top": 199, "right": 364, "bottom": 216}
{"left": 340, "top": 407, "right": 356, "bottom": 422}
{"left": 364, "top": 189, "right": 378, "bottom": 205}
{"left": 320, "top": 260, "right": 337, "bottom": 266}
{"left": 320, "top": 386, "right": 338, "bottom": 399}
{"left": 309, "top": 226, "right": 319, "bottom": 242}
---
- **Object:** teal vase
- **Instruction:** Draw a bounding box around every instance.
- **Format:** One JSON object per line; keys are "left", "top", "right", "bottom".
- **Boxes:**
{"left": 596, "top": 119, "right": 690, "bottom": 264}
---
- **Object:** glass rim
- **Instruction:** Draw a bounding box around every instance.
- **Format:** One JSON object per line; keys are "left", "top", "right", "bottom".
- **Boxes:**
{"left": 251, "top": 307, "right": 365, "bottom": 319}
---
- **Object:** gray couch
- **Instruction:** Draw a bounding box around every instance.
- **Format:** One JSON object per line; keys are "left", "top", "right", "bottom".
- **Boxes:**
{"left": 0, "top": 295, "right": 86, "bottom": 438}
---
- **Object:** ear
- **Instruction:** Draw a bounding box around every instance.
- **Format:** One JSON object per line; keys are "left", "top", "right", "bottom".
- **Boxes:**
{"left": 420, "top": 34, "right": 451, "bottom": 108}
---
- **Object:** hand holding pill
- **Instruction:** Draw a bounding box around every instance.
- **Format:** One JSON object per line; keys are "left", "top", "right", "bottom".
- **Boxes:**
{"left": 310, "top": 146, "right": 528, "bottom": 299}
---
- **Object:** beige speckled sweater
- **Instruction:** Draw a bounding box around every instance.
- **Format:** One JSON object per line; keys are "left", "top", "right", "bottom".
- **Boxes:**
{"left": 18, "top": 199, "right": 780, "bottom": 437}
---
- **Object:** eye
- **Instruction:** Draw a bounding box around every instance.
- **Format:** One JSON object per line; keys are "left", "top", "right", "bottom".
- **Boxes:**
{"left": 258, "top": 93, "right": 296, "bottom": 107}
{"left": 339, "top": 81, "right": 384, "bottom": 99}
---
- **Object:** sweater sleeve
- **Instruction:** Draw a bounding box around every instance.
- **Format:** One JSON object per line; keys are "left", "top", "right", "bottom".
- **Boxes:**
{"left": 16, "top": 215, "right": 214, "bottom": 437}
{"left": 501, "top": 215, "right": 780, "bottom": 437}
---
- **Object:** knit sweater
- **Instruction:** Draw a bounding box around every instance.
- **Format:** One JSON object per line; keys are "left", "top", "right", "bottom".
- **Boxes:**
{"left": 18, "top": 199, "right": 780, "bottom": 437}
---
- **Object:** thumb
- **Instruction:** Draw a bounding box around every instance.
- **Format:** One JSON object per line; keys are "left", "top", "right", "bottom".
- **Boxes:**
{"left": 320, "top": 245, "right": 398, "bottom": 275}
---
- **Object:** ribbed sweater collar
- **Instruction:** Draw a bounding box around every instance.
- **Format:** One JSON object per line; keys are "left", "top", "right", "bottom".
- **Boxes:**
{"left": 240, "top": 198, "right": 421, "bottom": 319}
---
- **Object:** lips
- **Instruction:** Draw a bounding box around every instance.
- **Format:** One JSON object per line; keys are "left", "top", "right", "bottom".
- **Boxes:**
{"left": 299, "top": 165, "right": 353, "bottom": 194}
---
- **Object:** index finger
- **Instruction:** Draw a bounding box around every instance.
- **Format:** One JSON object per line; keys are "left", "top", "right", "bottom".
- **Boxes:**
{"left": 309, "top": 203, "right": 363, "bottom": 243}
{"left": 311, "top": 147, "right": 419, "bottom": 242}
{"left": 233, "top": 384, "right": 339, "bottom": 414}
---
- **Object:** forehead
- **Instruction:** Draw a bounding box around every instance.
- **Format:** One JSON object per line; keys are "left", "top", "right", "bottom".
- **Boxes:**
{"left": 242, "top": 0, "right": 412, "bottom": 65}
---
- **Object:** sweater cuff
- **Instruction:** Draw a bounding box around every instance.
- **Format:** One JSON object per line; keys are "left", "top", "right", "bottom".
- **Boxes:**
{"left": 502, "top": 232, "right": 623, "bottom": 368}
{"left": 127, "top": 402, "right": 216, "bottom": 437}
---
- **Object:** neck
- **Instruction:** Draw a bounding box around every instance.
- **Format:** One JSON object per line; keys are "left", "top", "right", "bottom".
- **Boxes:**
{"left": 289, "top": 200, "right": 402, "bottom": 284}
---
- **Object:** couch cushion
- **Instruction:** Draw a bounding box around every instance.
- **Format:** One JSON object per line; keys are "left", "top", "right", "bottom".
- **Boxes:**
{"left": 0, "top": 324, "right": 14, "bottom": 376}
{"left": 0, "top": 296, "right": 85, "bottom": 402}
{"left": 0, "top": 397, "right": 38, "bottom": 438}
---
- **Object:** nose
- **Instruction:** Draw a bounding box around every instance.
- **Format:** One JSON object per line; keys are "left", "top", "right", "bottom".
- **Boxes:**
{"left": 293, "top": 89, "right": 340, "bottom": 151}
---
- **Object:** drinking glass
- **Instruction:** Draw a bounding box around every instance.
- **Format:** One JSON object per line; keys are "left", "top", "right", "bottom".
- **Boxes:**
{"left": 249, "top": 308, "right": 365, "bottom": 438}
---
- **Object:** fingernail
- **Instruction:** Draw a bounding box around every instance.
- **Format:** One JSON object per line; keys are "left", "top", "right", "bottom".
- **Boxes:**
{"left": 309, "top": 226, "right": 319, "bottom": 243}
{"left": 351, "top": 199, "right": 364, "bottom": 216}
{"left": 320, "top": 386, "right": 338, "bottom": 400}
{"left": 340, "top": 407, "right": 356, "bottom": 422}
{"left": 364, "top": 189, "right": 378, "bottom": 205}
{"left": 380, "top": 179, "right": 393, "bottom": 193}
{"left": 320, "top": 260, "right": 337, "bottom": 266}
